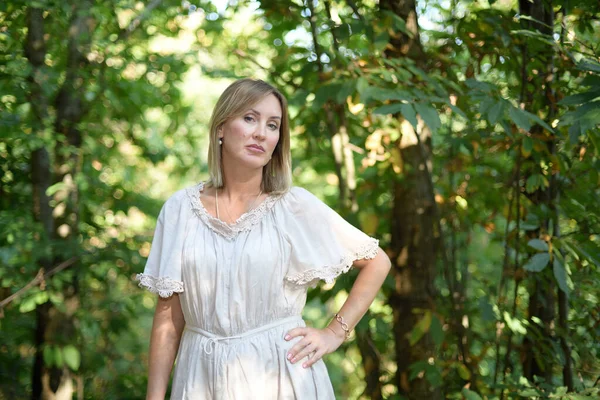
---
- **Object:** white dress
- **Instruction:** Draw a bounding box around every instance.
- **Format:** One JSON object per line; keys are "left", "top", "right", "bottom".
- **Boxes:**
{"left": 136, "top": 181, "right": 379, "bottom": 400}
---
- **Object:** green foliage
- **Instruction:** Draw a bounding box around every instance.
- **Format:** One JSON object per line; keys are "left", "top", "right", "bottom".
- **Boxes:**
{"left": 524, "top": 253, "right": 551, "bottom": 272}
{"left": 408, "top": 310, "right": 432, "bottom": 346}
{"left": 1, "top": 0, "right": 599, "bottom": 398}
{"left": 462, "top": 388, "right": 483, "bottom": 400}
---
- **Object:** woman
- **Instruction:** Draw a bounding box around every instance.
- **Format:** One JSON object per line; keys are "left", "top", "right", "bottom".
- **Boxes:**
{"left": 136, "top": 78, "right": 391, "bottom": 399}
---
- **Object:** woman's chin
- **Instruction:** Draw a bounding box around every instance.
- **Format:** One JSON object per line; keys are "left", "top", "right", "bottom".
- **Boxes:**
{"left": 225, "top": 155, "right": 269, "bottom": 170}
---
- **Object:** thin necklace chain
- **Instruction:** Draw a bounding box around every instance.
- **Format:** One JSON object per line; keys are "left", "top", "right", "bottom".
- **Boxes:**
{"left": 215, "top": 187, "right": 263, "bottom": 223}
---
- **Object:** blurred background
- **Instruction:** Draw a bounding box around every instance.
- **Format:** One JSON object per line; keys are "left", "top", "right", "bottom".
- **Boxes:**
{"left": 1, "top": 0, "right": 599, "bottom": 399}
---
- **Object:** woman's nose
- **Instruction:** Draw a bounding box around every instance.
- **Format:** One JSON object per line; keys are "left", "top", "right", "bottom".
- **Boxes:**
{"left": 253, "top": 124, "right": 267, "bottom": 139}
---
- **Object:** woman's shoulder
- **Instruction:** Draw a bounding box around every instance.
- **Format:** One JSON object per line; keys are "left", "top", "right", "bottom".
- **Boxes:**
{"left": 278, "top": 185, "right": 327, "bottom": 215}
{"left": 283, "top": 185, "right": 319, "bottom": 202}
{"left": 159, "top": 182, "right": 202, "bottom": 214}
{"left": 286, "top": 185, "right": 310, "bottom": 197}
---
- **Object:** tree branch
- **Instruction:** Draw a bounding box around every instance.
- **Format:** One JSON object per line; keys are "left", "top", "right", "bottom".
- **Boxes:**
{"left": 306, "top": 0, "right": 324, "bottom": 74}
{"left": 345, "top": 0, "right": 364, "bottom": 21}
{"left": 117, "top": 0, "right": 163, "bottom": 41}
{"left": 232, "top": 49, "right": 301, "bottom": 90}
{"left": 0, "top": 257, "right": 79, "bottom": 311}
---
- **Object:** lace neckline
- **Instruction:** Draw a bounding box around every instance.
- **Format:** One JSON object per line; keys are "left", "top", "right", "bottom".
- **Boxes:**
{"left": 186, "top": 181, "right": 283, "bottom": 240}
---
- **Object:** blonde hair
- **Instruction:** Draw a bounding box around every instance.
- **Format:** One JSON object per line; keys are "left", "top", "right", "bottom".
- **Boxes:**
{"left": 207, "top": 78, "right": 292, "bottom": 194}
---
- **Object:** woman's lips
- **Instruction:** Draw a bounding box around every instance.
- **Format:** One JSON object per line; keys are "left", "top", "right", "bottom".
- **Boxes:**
{"left": 247, "top": 145, "right": 265, "bottom": 152}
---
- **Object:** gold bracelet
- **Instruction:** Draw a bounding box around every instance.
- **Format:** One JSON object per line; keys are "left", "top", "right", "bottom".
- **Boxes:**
{"left": 334, "top": 313, "right": 351, "bottom": 340}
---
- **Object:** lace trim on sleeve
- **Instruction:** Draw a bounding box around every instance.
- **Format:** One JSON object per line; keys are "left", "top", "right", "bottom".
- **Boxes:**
{"left": 135, "top": 273, "right": 184, "bottom": 298}
{"left": 285, "top": 238, "right": 380, "bottom": 287}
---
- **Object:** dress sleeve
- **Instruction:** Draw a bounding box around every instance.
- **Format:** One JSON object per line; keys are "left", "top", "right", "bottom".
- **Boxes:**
{"left": 282, "top": 187, "right": 380, "bottom": 288}
{"left": 135, "top": 192, "right": 186, "bottom": 298}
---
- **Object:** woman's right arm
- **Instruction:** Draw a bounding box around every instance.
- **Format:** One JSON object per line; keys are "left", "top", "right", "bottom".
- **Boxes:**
{"left": 146, "top": 294, "right": 186, "bottom": 400}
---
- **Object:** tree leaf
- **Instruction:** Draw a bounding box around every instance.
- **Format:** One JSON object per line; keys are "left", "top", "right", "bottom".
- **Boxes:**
{"left": 448, "top": 104, "right": 467, "bottom": 119}
{"left": 43, "top": 346, "right": 54, "bottom": 368}
{"left": 525, "top": 174, "right": 543, "bottom": 193}
{"left": 367, "top": 88, "right": 412, "bottom": 102}
{"left": 504, "top": 311, "right": 527, "bottom": 334}
{"left": 553, "top": 386, "right": 568, "bottom": 396}
{"left": 461, "top": 388, "right": 483, "bottom": 400}
{"left": 373, "top": 103, "right": 404, "bottom": 115}
{"left": 522, "top": 136, "right": 533, "bottom": 157}
{"left": 63, "top": 345, "right": 81, "bottom": 371}
{"left": 54, "top": 346, "right": 64, "bottom": 368}
{"left": 424, "top": 364, "right": 442, "bottom": 386}
{"left": 409, "top": 310, "right": 432, "bottom": 346}
{"left": 553, "top": 258, "right": 569, "bottom": 294}
{"left": 457, "top": 363, "right": 471, "bottom": 380}
{"left": 521, "top": 214, "right": 540, "bottom": 231}
{"left": 479, "top": 97, "right": 495, "bottom": 115}
{"left": 519, "top": 388, "right": 542, "bottom": 396}
{"left": 509, "top": 106, "right": 531, "bottom": 131}
{"left": 568, "top": 120, "right": 582, "bottom": 144}
{"left": 578, "top": 59, "right": 600, "bottom": 73}
{"left": 19, "top": 296, "right": 38, "bottom": 313}
{"left": 414, "top": 103, "right": 441, "bottom": 132}
{"left": 335, "top": 80, "right": 356, "bottom": 104}
{"left": 356, "top": 78, "right": 369, "bottom": 96}
{"left": 479, "top": 297, "right": 496, "bottom": 321}
{"left": 408, "top": 360, "right": 428, "bottom": 381}
{"left": 528, "top": 239, "right": 549, "bottom": 252}
{"left": 558, "top": 89, "right": 600, "bottom": 105}
{"left": 487, "top": 100, "right": 505, "bottom": 125}
{"left": 29, "top": 1, "right": 49, "bottom": 7}
{"left": 588, "top": 128, "right": 600, "bottom": 157}
{"left": 46, "top": 182, "right": 67, "bottom": 197}
{"left": 19, "top": 291, "right": 48, "bottom": 313}
{"left": 521, "top": 108, "right": 554, "bottom": 132}
{"left": 430, "top": 315, "right": 444, "bottom": 347}
{"left": 399, "top": 103, "right": 418, "bottom": 129}
{"left": 524, "top": 253, "right": 550, "bottom": 272}
{"left": 572, "top": 242, "right": 600, "bottom": 266}
{"left": 510, "top": 29, "right": 556, "bottom": 46}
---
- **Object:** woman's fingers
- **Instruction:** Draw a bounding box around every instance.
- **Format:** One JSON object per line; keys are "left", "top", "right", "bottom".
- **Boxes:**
{"left": 291, "top": 341, "right": 317, "bottom": 364}
{"left": 285, "top": 327, "right": 316, "bottom": 363}
{"left": 284, "top": 327, "right": 307, "bottom": 340}
{"left": 285, "top": 327, "right": 342, "bottom": 368}
{"left": 287, "top": 336, "right": 312, "bottom": 362}
{"left": 302, "top": 348, "right": 325, "bottom": 368}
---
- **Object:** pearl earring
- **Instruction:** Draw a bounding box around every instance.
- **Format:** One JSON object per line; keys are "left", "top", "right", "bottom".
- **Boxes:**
{"left": 219, "top": 138, "right": 223, "bottom": 145}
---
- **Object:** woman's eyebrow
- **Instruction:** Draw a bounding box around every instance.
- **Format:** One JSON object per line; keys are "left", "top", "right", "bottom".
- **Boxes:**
{"left": 249, "top": 109, "right": 282, "bottom": 119}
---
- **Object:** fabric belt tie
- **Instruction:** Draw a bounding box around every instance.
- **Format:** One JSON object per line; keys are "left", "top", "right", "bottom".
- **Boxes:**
{"left": 186, "top": 315, "right": 303, "bottom": 355}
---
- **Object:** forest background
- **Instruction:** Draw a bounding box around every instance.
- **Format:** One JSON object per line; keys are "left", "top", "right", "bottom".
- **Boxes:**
{"left": 1, "top": 0, "right": 599, "bottom": 399}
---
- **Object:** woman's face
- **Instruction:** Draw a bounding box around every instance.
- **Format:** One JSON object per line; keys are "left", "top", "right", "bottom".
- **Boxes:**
{"left": 219, "top": 94, "right": 282, "bottom": 170}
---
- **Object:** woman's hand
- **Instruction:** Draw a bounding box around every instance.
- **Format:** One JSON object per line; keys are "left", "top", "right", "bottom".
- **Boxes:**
{"left": 284, "top": 326, "right": 345, "bottom": 368}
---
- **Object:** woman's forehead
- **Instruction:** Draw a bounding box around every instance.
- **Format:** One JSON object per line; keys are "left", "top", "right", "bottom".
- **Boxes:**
{"left": 246, "top": 94, "right": 282, "bottom": 117}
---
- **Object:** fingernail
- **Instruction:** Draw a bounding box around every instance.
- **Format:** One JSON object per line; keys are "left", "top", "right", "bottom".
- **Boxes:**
{"left": 284, "top": 334, "right": 290, "bottom": 340}
{"left": 302, "top": 363, "right": 307, "bottom": 368}
{"left": 291, "top": 357, "right": 297, "bottom": 363}
{"left": 287, "top": 353, "right": 292, "bottom": 360}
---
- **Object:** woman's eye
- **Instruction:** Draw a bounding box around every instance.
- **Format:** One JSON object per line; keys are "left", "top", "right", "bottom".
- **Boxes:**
{"left": 244, "top": 116, "right": 255, "bottom": 122}
{"left": 268, "top": 124, "right": 278, "bottom": 130}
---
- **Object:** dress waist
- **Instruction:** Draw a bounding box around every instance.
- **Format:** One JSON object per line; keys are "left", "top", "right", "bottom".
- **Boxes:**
{"left": 185, "top": 315, "right": 303, "bottom": 355}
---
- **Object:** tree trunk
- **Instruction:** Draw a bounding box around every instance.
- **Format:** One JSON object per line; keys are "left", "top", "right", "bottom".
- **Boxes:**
{"left": 30, "top": 1, "right": 94, "bottom": 398}
{"left": 379, "top": 1, "right": 440, "bottom": 397}
{"left": 305, "top": 0, "right": 352, "bottom": 206}
{"left": 517, "top": 0, "right": 561, "bottom": 385}
{"left": 25, "top": 7, "right": 56, "bottom": 400}
{"left": 388, "top": 140, "right": 439, "bottom": 398}
{"left": 356, "top": 324, "right": 383, "bottom": 399}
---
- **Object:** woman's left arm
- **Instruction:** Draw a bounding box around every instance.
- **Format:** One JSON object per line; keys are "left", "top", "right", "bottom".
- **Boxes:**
{"left": 285, "top": 248, "right": 392, "bottom": 368}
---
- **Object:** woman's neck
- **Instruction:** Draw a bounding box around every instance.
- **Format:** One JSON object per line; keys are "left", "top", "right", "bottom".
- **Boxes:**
{"left": 219, "top": 163, "right": 263, "bottom": 200}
